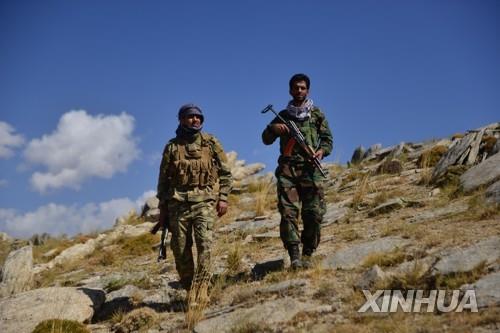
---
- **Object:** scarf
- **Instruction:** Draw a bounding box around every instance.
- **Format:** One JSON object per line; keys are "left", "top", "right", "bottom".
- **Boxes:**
{"left": 285, "top": 99, "right": 314, "bottom": 121}
{"left": 175, "top": 124, "right": 203, "bottom": 140}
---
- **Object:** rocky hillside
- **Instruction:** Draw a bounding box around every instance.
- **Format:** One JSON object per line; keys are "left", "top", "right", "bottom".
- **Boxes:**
{"left": 0, "top": 123, "right": 499, "bottom": 333}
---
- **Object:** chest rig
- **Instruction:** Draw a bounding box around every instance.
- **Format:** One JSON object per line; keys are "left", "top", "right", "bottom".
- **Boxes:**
{"left": 167, "top": 134, "right": 217, "bottom": 189}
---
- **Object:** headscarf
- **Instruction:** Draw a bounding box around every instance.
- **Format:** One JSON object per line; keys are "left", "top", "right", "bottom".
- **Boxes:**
{"left": 284, "top": 99, "right": 314, "bottom": 121}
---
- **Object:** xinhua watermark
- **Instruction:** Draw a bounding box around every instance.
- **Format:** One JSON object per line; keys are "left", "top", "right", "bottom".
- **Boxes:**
{"left": 358, "top": 290, "right": 478, "bottom": 313}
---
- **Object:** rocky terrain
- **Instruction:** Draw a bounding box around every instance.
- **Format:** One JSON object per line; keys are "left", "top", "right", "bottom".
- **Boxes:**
{"left": 0, "top": 123, "right": 499, "bottom": 333}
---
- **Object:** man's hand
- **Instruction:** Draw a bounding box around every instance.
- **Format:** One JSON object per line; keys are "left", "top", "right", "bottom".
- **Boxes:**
{"left": 313, "top": 149, "right": 324, "bottom": 161}
{"left": 216, "top": 200, "right": 228, "bottom": 217}
{"left": 269, "top": 123, "right": 289, "bottom": 136}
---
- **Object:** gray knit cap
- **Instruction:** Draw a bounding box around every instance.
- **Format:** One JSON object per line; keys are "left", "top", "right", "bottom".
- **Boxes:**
{"left": 178, "top": 103, "right": 204, "bottom": 123}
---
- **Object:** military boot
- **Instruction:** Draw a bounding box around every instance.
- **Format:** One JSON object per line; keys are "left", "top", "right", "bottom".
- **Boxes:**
{"left": 302, "top": 248, "right": 314, "bottom": 269}
{"left": 288, "top": 244, "right": 302, "bottom": 270}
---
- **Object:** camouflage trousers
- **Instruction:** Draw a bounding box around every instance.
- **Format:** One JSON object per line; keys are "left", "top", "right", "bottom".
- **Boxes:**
{"left": 275, "top": 162, "right": 326, "bottom": 252}
{"left": 166, "top": 199, "right": 216, "bottom": 289}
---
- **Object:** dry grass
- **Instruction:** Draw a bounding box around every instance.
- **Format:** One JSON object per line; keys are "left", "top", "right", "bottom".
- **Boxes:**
{"left": 361, "top": 248, "right": 407, "bottom": 268}
{"left": 31, "top": 319, "right": 90, "bottom": 333}
{"left": 417, "top": 145, "right": 448, "bottom": 168}
{"left": 114, "top": 307, "right": 158, "bottom": 333}
{"left": 186, "top": 266, "right": 212, "bottom": 330}
{"left": 464, "top": 191, "right": 500, "bottom": 221}
{"left": 247, "top": 177, "right": 275, "bottom": 216}
{"left": 352, "top": 173, "right": 371, "bottom": 209}
{"left": 226, "top": 244, "right": 243, "bottom": 275}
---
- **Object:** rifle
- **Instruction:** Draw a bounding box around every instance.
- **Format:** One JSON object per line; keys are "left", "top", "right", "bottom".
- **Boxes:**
{"left": 261, "top": 104, "right": 327, "bottom": 178}
{"left": 150, "top": 211, "right": 168, "bottom": 262}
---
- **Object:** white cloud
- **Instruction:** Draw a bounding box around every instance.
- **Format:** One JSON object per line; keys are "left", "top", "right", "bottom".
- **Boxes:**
{"left": 0, "top": 179, "right": 7, "bottom": 188}
{"left": 24, "top": 110, "right": 140, "bottom": 193}
{"left": 0, "top": 190, "right": 156, "bottom": 238}
{"left": 0, "top": 121, "right": 25, "bottom": 159}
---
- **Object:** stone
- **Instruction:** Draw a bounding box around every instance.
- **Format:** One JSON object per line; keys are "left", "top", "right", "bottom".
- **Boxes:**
{"left": 226, "top": 151, "right": 265, "bottom": 181}
{"left": 460, "top": 152, "right": 500, "bottom": 192}
{"left": 363, "top": 144, "right": 382, "bottom": 160}
{"left": 0, "top": 287, "right": 105, "bottom": 333}
{"left": 354, "top": 265, "right": 389, "bottom": 290}
{"left": 0, "top": 232, "right": 12, "bottom": 243}
{"left": 322, "top": 237, "right": 409, "bottom": 270}
{"left": 485, "top": 180, "right": 500, "bottom": 204}
{"left": 407, "top": 202, "right": 468, "bottom": 224}
{"left": 194, "top": 298, "right": 314, "bottom": 333}
{"left": 218, "top": 214, "right": 280, "bottom": 233}
{"left": 368, "top": 198, "right": 405, "bottom": 217}
{"left": 251, "top": 258, "right": 285, "bottom": 280}
{"left": 256, "top": 279, "right": 308, "bottom": 294}
{"left": 235, "top": 211, "right": 257, "bottom": 222}
{"left": 0, "top": 246, "right": 34, "bottom": 297}
{"left": 433, "top": 237, "right": 500, "bottom": 275}
{"left": 461, "top": 271, "right": 500, "bottom": 308}
{"left": 253, "top": 231, "right": 280, "bottom": 240}
{"left": 351, "top": 146, "right": 365, "bottom": 164}
{"left": 432, "top": 131, "right": 478, "bottom": 181}
{"left": 322, "top": 203, "right": 349, "bottom": 227}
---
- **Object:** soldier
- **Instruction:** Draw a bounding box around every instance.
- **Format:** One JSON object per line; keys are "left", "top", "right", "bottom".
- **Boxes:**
{"left": 156, "top": 104, "right": 232, "bottom": 289}
{"left": 262, "top": 73, "right": 333, "bottom": 269}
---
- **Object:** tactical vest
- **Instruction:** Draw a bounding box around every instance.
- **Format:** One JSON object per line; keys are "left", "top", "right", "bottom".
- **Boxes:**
{"left": 167, "top": 134, "right": 218, "bottom": 189}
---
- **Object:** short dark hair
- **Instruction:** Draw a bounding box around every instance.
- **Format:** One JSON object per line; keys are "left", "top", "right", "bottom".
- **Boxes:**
{"left": 289, "top": 73, "right": 310, "bottom": 89}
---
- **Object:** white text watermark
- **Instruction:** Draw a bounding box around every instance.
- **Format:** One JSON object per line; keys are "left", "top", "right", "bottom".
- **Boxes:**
{"left": 358, "top": 290, "right": 478, "bottom": 313}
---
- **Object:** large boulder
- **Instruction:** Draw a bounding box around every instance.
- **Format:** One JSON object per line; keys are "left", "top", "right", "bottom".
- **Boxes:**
{"left": 194, "top": 297, "right": 314, "bottom": 333}
{"left": 485, "top": 180, "right": 500, "bottom": 204}
{"left": 0, "top": 287, "right": 105, "bottom": 333}
{"left": 226, "top": 151, "right": 265, "bottom": 181}
{"left": 0, "top": 246, "right": 34, "bottom": 297}
{"left": 322, "top": 237, "right": 409, "bottom": 270}
{"left": 460, "top": 152, "right": 500, "bottom": 192}
{"left": 461, "top": 271, "right": 500, "bottom": 308}
{"left": 433, "top": 237, "right": 500, "bottom": 275}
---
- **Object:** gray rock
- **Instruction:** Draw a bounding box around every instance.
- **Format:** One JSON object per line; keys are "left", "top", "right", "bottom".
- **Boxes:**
{"left": 194, "top": 298, "right": 314, "bottom": 333}
{"left": 433, "top": 237, "right": 500, "bottom": 275}
{"left": 226, "top": 151, "right": 265, "bottom": 181}
{"left": 251, "top": 258, "right": 285, "bottom": 280}
{"left": 106, "top": 284, "right": 143, "bottom": 302}
{"left": 485, "top": 180, "right": 500, "bottom": 204}
{"left": 0, "top": 287, "right": 105, "bottom": 333}
{"left": 460, "top": 152, "right": 500, "bottom": 192}
{"left": 256, "top": 279, "right": 308, "bottom": 294}
{"left": 0, "top": 246, "right": 34, "bottom": 297}
{"left": 407, "top": 202, "right": 468, "bottom": 224}
{"left": 322, "top": 237, "right": 409, "bottom": 270}
{"left": 432, "top": 131, "right": 479, "bottom": 181}
{"left": 253, "top": 231, "right": 280, "bottom": 240}
{"left": 363, "top": 144, "right": 382, "bottom": 160}
{"left": 461, "top": 271, "right": 500, "bottom": 308}
{"left": 0, "top": 232, "right": 12, "bottom": 243}
{"left": 368, "top": 198, "right": 405, "bottom": 217}
{"left": 218, "top": 214, "right": 280, "bottom": 233}
{"left": 322, "top": 203, "right": 349, "bottom": 227}
{"left": 351, "top": 146, "right": 365, "bottom": 164}
{"left": 235, "top": 211, "right": 257, "bottom": 222}
{"left": 354, "top": 265, "right": 389, "bottom": 290}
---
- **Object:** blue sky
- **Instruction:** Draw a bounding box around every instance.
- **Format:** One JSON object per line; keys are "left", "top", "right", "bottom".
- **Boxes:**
{"left": 0, "top": 0, "right": 498, "bottom": 238}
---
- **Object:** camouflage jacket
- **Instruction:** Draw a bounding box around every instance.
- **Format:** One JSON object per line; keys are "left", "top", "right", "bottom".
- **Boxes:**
{"left": 262, "top": 106, "right": 333, "bottom": 164}
{"left": 157, "top": 132, "right": 232, "bottom": 204}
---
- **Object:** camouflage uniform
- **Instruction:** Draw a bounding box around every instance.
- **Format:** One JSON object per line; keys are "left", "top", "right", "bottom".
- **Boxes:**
{"left": 157, "top": 132, "right": 232, "bottom": 288}
{"left": 262, "top": 107, "right": 333, "bottom": 254}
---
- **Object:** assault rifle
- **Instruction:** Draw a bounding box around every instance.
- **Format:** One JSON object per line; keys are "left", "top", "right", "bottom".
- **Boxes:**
{"left": 150, "top": 212, "right": 168, "bottom": 262}
{"left": 261, "top": 104, "right": 327, "bottom": 178}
